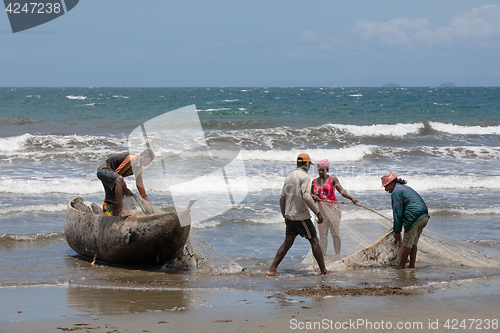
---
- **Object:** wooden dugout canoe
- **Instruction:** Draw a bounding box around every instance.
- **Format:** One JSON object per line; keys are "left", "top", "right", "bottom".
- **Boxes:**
{"left": 64, "top": 197, "right": 191, "bottom": 266}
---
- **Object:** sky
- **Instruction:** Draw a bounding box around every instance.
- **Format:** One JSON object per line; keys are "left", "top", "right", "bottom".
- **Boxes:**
{"left": 1, "top": 0, "right": 500, "bottom": 87}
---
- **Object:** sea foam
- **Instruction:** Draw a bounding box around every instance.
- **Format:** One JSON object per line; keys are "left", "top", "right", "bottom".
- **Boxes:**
{"left": 429, "top": 122, "right": 500, "bottom": 135}
{"left": 0, "top": 133, "right": 31, "bottom": 152}
{"left": 239, "top": 145, "right": 377, "bottom": 162}
{"left": 328, "top": 123, "right": 423, "bottom": 137}
{"left": 2, "top": 174, "right": 500, "bottom": 195}
{"left": 0, "top": 203, "right": 67, "bottom": 214}
{"left": 0, "top": 178, "right": 100, "bottom": 195}
{"left": 0, "top": 133, "right": 126, "bottom": 160}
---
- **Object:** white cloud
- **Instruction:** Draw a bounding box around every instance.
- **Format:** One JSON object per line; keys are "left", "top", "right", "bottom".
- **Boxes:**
{"left": 292, "top": 29, "right": 320, "bottom": 43}
{"left": 449, "top": 4, "right": 500, "bottom": 37}
{"left": 352, "top": 4, "right": 500, "bottom": 48}
{"left": 352, "top": 17, "right": 439, "bottom": 47}
{"left": 284, "top": 29, "right": 345, "bottom": 60}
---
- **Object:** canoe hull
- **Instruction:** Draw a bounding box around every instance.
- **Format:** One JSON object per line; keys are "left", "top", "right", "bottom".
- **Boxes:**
{"left": 64, "top": 197, "right": 190, "bottom": 266}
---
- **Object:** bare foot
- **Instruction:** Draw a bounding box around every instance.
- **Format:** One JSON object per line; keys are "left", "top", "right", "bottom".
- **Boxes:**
{"left": 119, "top": 209, "right": 131, "bottom": 218}
{"left": 266, "top": 271, "right": 280, "bottom": 277}
{"left": 321, "top": 270, "right": 336, "bottom": 276}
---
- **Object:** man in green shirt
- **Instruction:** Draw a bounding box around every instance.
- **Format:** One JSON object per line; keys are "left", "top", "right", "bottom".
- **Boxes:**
{"left": 382, "top": 172, "right": 429, "bottom": 269}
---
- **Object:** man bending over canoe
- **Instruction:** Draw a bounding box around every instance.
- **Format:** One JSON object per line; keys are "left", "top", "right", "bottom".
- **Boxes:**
{"left": 97, "top": 149, "right": 155, "bottom": 218}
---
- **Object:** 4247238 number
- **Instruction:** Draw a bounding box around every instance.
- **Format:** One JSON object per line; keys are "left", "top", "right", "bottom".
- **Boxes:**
{"left": 444, "top": 319, "right": 498, "bottom": 330}
{"left": 5, "top": 2, "right": 62, "bottom": 14}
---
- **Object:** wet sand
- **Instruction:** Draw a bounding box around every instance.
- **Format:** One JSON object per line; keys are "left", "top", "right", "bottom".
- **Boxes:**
{"left": 285, "top": 284, "right": 413, "bottom": 297}
{"left": 3, "top": 276, "right": 499, "bottom": 333}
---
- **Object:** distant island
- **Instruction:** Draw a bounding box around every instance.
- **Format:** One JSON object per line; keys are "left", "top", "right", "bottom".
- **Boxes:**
{"left": 382, "top": 82, "right": 401, "bottom": 87}
{"left": 439, "top": 82, "right": 456, "bottom": 87}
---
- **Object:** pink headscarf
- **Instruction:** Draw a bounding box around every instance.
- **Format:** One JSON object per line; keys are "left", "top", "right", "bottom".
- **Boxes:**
{"left": 317, "top": 159, "right": 329, "bottom": 170}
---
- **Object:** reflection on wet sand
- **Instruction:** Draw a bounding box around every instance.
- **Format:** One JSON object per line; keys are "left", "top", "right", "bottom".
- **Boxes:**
{"left": 65, "top": 287, "right": 191, "bottom": 315}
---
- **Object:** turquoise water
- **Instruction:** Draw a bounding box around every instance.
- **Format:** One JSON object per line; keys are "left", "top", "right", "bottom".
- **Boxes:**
{"left": 1, "top": 87, "right": 499, "bottom": 134}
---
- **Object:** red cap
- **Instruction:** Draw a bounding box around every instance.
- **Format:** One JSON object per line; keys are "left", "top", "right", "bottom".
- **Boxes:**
{"left": 381, "top": 172, "right": 397, "bottom": 187}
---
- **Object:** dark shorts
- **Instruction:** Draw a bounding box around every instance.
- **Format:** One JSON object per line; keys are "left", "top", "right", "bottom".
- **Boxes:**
{"left": 285, "top": 219, "right": 317, "bottom": 239}
{"left": 97, "top": 170, "right": 120, "bottom": 204}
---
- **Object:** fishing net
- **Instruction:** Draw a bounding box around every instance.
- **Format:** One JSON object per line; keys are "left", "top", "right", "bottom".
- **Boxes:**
{"left": 183, "top": 231, "right": 244, "bottom": 274}
{"left": 127, "top": 195, "right": 164, "bottom": 215}
{"left": 158, "top": 231, "right": 244, "bottom": 274}
{"left": 129, "top": 196, "right": 243, "bottom": 274}
{"left": 302, "top": 203, "right": 500, "bottom": 270}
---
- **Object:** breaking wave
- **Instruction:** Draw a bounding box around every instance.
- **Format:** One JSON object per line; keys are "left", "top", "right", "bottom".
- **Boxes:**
{"left": 429, "top": 122, "right": 500, "bottom": 135}
{"left": 1, "top": 132, "right": 499, "bottom": 163}
{"left": 0, "top": 232, "right": 64, "bottom": 244}
{"left": 2, "top": 175, "right": 500, "bottom": 195}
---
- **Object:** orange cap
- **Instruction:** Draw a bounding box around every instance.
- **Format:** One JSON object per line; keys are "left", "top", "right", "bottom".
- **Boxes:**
{"left": 381, "top": 172, "right": 397, "bottom": 187}
{"left": 297, "top": 153, "right": 314, "bottom": 164}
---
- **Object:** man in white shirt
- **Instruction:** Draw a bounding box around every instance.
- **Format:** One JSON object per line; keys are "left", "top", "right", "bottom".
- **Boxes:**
{"left": 266, "top": 153, "right": 333, "bottom": 276}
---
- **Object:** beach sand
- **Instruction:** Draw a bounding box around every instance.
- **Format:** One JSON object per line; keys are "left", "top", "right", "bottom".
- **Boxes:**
{"left": 3, "top": 276, "right": 499, "bottom": 333}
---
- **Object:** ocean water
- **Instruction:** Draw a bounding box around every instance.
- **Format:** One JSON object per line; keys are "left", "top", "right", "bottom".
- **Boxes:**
{"left": 1, "top": 87, "right": 500, "bottom": 321}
